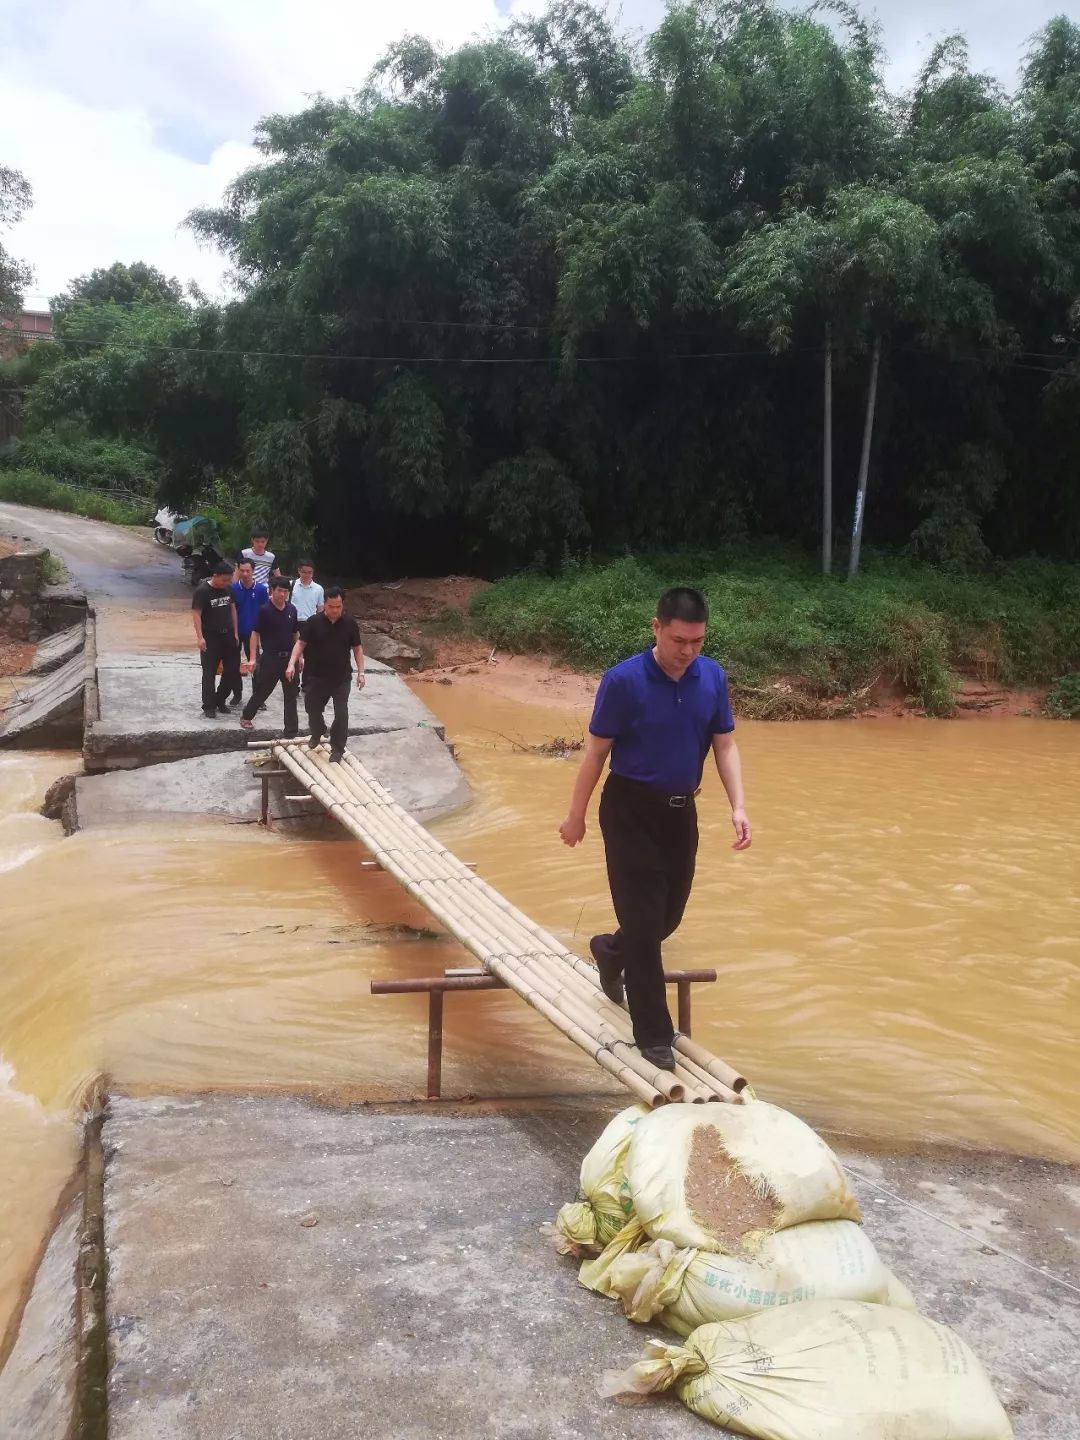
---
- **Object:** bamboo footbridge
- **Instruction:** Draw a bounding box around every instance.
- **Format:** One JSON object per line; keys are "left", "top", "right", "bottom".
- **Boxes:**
{"left": 255, "top": 738, "right": 749, "bottom": 1108}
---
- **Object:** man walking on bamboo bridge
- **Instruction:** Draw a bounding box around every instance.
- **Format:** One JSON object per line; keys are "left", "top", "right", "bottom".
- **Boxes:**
{"left": 286, "top": 587, "right": 364, "bottom": 763}
{"left": 559, "top": 588, "right": 751, "bottom": 1072}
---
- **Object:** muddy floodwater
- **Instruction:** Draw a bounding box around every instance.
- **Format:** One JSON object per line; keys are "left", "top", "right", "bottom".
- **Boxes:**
{"left": 2, "top": 698, "right": 1079, "bottom": 1345}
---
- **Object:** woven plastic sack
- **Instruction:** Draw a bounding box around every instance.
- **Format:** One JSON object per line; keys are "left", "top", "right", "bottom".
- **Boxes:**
{"left": 601, "top": 1300, "right": 1013, "bottom": 1440}
{"left": 553, "top": 1104, "right": 648, "bottom": 1254}
{"left": 585, "top": 1219, "right": 909, "bottom": 1335}
{"left": 626, "top": 1100, "right": 860, "bottom": 1254}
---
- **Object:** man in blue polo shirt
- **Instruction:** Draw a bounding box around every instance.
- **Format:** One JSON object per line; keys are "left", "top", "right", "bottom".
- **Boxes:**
{"left": 559, "top": 587, "right": 751, "bottom": 1072}
{"left": 228, "top": 558, "right": 268, "bottom": 706}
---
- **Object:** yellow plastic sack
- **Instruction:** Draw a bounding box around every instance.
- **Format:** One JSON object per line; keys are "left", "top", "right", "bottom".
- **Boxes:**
{"left": 601, "top": 1300, "right": 1013, "bottom": 1440}
{"left": 553, "top": 1104, "right": 648, "bottom": 1254}
{"left": 626, "top": 1100, "right": 861, "bottom": 1254}
{"left": 585, "top": 1219, "right": 909, "bottom": 1335}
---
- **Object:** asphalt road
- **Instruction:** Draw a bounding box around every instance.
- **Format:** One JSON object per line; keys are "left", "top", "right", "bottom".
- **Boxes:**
{"left": 0, "top": 502, "right": 184, "bottom": 606}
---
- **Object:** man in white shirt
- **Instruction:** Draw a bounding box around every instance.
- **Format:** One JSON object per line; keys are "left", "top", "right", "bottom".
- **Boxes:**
{"left": 237, "top": 528, "right": 279, "bottom": 587}
{"left": 290, "top": 560, "right": 325, "bottom": 622}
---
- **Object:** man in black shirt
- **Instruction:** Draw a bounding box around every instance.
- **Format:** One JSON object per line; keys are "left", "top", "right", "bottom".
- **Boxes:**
{"left": 286, "top": 586, "right": 364, "bottom": 762}
{"left": 191, "top": 560, "right": 240, "bottom": 718}
{"left": 239, "top": 579, "right": 301, "bottom": 736}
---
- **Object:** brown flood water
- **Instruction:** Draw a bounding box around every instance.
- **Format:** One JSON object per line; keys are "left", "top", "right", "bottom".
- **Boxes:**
{"left": 2, "top": 697, "right": 1079, "bottom": 1345}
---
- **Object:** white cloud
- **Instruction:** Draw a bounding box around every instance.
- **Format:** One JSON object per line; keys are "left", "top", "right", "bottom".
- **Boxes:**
{"left": 2, "top": 0, "right": 507, "bottom": 304}
{"left": 0, "top": 0, "right": 1068, "bottom": 305}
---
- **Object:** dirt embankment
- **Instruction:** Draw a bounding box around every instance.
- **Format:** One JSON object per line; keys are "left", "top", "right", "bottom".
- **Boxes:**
{"left": 351, "top": 575, "right": 599, "bottom": 709}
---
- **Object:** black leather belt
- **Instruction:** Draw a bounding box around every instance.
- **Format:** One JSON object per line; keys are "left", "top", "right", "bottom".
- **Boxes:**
{"left": 609, "top": 773, "right": 697, "bottom": 808}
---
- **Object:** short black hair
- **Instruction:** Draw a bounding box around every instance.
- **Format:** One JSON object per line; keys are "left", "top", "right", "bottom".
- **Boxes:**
{"left": 323, "top": 585, "right": 344, "bottom": 601}
{"left": 656, "top": 587, "right": 708, "bottom": 625}
{"left": 297, "top": 558, "right": 314, "bottom": 570}
{"left": 250, "top": 526, "right": 269, "bottom": 540}
{"left": 236, "top": 556, "right": 253, "bottom": 568}
{"left": 213, "top": 560, "right": 235, "bottom": 577}
{"left": 270, "top": 576, "right": 291, "bottom": 592}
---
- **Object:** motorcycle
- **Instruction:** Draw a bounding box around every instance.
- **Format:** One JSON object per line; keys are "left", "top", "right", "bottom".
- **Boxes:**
{"left": 170, "top": 515, "right": 225, "bottom": 585}
{"left": 153, "top": 505, "right": 182, "bottom": 547}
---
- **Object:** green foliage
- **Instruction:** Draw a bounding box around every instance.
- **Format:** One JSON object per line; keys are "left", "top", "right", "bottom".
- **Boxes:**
{"left": 0, "top": 165, "right": 33, "bottom": 318}
{"left": 0, "top": 429, "right": 161, "bottom": 494}
{"left": 0, "top": 468, "right": 148, "bottom": 525}
{"left": 468, "top": 447, "right": 586, "bottom": 568}
{"left": 469, "top": 551, "right": 1080, "bottom": 716}
{"left": 50, "top": 261, "right": 184, "bottom": 333}
{"left": 6, "top": 3, "right": 1080, "bottom": 578}
{"left": 1045, "top": 672, "right": 1080, "bottom": 718}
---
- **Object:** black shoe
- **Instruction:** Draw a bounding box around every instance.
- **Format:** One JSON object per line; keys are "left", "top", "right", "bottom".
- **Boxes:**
{"left": 308, "top": 735, "right": 322, "bottom": 749}
{"left": 589, "top": 934, "right": 625, "bottom": 1006}
{"left": 329, "top": 751, "right": 343, "bottom": 764}
{"left": 283, "top": 732, "right": 299, "bottom": 741}
{"left": 217, "top": 705, "right": 230, "bottom": 714}
{"left": 641, "top": 1045, "right": 677, "bottom": 1072}
{"left": 202, "top": 708, "right": 218, "bottom": 720}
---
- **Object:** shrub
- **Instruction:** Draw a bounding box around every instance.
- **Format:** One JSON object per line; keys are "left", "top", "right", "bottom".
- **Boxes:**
{"left": 1045, "top": 673, "right": 1080, "bottom": 719}
{"left": 0, "top": 430, "right": 161, "bottom": 494}
{"left": 0, "top": 468, "right": 147, "bottom": 525}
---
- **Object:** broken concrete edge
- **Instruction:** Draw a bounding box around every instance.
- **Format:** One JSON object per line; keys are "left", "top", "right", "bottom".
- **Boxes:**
{"left": 83, "top": 603, "right": 99, "bottom": 726}
{"left": 71, "top": 727, "right": 472, "bottom": 834}
{"left": 40, "top": 772, "right": 80, "bottom": 833}
{"left": 81, "top": 718, "right": 448, "bottom": 773}
{"left": 0, "top": 651, "right": 86, "bottom": 748}
{"left": 0, "top": 1093, "right": 107, "bottom": 1440}
{"left": 75, "top": 1108, "right": 108, "bottom": 1440}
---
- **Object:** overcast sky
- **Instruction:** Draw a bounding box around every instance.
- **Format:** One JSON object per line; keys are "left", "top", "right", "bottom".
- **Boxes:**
{"left": 0, "top": 0, "right": 1067, "bottom": 307}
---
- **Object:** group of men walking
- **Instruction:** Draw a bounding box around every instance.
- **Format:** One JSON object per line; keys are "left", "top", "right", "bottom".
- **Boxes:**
{"left": 190, "top": 528, "right": 364, "bottom": 762}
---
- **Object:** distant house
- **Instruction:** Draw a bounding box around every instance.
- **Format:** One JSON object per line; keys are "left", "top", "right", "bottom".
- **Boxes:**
{"left": 0, "top": 308, "right": 54, "bottom": 356}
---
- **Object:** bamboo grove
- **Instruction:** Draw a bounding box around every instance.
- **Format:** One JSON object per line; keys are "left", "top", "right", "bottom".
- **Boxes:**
{"left": 6, "top": 2, "right": 1080, "bottom": 574}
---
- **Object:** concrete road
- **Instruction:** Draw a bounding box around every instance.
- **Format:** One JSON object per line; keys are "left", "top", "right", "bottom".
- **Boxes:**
{"left": 0, "top": 502, "right": 183, "bottom": 606}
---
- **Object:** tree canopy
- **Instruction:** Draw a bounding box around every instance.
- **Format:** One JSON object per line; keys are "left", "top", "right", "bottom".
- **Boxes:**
{"left": 0, "top": 166, "right": 33, "bottom": 319}
{"left": 15, "top": 1, "right": 1080, "bottom": 571}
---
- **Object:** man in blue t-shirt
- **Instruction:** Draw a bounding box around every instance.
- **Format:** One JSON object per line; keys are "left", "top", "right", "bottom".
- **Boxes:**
{"left": 228, "top": 558, "right": 268, "bottom": 704}
{"left": 559, "top": 587, "right": 752, "bottom": 1072}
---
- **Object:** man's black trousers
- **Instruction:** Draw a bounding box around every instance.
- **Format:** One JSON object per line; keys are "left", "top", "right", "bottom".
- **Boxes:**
{"left": 305, "top": 675, "right": 350, "bottom": 754}
{"left": 598, "top": 772, "right": 699, "bottom": 1050}
{"left": 200, "top": 633, "right": 240, "bottom": 713}
{"left": 230, "top": 634, "right": 256, "bottom": 702}
{"left": 242, "top": 651, "right": 298, "bottom": 733}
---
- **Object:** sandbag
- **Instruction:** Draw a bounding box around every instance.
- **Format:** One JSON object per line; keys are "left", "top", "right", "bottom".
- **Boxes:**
{"left": 553, "top": 1104, "right": 648, "bottom": 1254}
{"left": 626, "top": 1099, "right": 860, "bottom": 1253}
{"left": 585, "top": 1219, "right": 909, "bottom": 1334}
{"left": 601, "top": 1300, "right": 1013, "bottom": 1440}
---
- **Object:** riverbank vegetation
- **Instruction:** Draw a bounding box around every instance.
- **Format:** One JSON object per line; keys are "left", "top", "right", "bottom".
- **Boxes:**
{"left": 469, "top": 553, "right": 1080, "bottom": 717}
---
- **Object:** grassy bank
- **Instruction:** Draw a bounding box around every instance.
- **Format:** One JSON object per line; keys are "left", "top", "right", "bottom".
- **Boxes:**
{"left": 468, "top": 553, "right": 1080, "bottom": 717}
{"left": 0, "top": 468, "right": 148, "bottom": 527}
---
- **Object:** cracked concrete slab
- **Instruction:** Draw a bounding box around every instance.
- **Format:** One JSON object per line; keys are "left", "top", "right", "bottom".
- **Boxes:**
{"left": 75, "top": 726, "right": 472, "bottom": 830}
{"left": 85, "top": 651, "right": 442, "bottom": 769}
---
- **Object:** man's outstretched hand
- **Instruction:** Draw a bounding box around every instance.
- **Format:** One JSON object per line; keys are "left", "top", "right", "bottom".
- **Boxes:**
{"left": 559, "top": 815, "right": 586, "bottom": 847}
{"left": 731, "top": 808, "right": 752, "bottom": 851}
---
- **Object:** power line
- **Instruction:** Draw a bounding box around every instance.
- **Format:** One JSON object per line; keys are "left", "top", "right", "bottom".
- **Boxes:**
{"left": 3, "top": 329, "right": 801, "bottom": 364}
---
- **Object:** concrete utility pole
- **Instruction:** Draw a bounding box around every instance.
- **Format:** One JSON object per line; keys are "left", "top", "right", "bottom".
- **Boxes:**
{"left": 848, "top": 335, "right": 881, "bottom": 579}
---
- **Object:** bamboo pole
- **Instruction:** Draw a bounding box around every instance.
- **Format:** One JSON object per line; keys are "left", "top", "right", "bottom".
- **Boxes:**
{"left": 674, "top": 1034, "right": 747, "bottom": 1094}
{"left": 409, "top": 880, "right": 693, "bottom": 1102}
{"left": 277, "top": 748, "right": 678, "bottom": 1102}
{"left": 273, "top": 742, "right": 747, "bottom": 1102}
